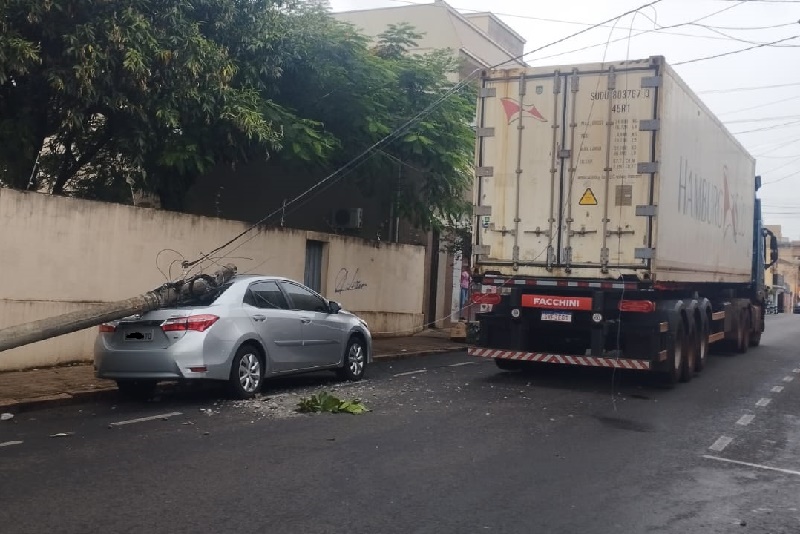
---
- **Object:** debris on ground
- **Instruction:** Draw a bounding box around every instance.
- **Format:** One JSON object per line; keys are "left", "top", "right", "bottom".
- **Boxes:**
{"left": 297, "top": 392, "right": 369, "bottom": 414}
{"left": 49, "top": 432, "right": 74, "bottom": 438}
{"left": 1, "top": 413, "right": 13, "bottom": 421}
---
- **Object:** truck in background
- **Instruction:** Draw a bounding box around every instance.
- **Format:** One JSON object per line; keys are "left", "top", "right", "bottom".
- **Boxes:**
{"left": 468, "top": 56, "right": 779, "bottom": 384}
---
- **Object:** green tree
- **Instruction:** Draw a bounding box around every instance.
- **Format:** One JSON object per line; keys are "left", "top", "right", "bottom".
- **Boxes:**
{"left": 0, "top": 1, "right": 476, "bottom": 230}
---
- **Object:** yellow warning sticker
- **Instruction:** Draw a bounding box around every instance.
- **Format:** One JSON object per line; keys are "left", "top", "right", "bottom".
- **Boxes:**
{"left": 579, "top": 188, "right": 598, "bottom": 206}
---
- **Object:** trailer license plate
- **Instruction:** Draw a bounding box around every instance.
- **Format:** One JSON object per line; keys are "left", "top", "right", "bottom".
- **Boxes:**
{"left": 541, "top": 312, "right": 572, "bottom": 323}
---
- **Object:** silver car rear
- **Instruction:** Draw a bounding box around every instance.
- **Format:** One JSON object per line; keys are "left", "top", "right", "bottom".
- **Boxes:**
{"left": 94, "top": 275, "right": 372, "bottom": 399}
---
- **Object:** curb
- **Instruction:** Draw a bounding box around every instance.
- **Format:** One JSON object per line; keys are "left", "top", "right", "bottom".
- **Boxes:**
{"left": 0, "top": 346, "right": 468, "bottom": 413}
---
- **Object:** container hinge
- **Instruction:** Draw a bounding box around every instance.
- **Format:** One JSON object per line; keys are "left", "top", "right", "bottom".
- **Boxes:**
{"left": 607, "top": 67, "right": 617, "bottom": 90}
{"left": 553, "top": 71, "right": 562, "bottom": 94}
{"left": 558, "top": 149, "right": 571, "bottom": 159}
{"left": 637, "top": 161, "right": 659, "bottom": 175}
{"left": 480, "top": 87, "right": 497, "bottom": 98}
{"left": 639, "top": 119, "right": 660, "bottom": 132}
{"left": 635, "top": 205, "right": 658, "bottom": 217}
{"left": 600, "top": 248, "right": 610, "bottom": 267}
{"left": 641, "top": 76, "right": 662, "bottom": 88}
{"left": 476, "top": 166, "right": 494, "bottom": 177}
{"left": 570, "top": 69, "right": 580, "bottom": 92}
{"left": 635, "top": 248, "right": 655, "bottom": 260}
{"left": 518, "top": 74, "right": 526, "bottom": 96}
{"left": 476, "top": 127, "right": 495, "bottom": 138}
{"left": 473, "top": 205, "right": 492, "bottom": 217}
{"left": 474, "top": 245, "right": 491, "bottom": 256}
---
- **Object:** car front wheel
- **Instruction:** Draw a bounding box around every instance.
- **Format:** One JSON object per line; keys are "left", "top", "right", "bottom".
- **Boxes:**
{"left": 337, "top": 337, "right": 367, "bottom": 381}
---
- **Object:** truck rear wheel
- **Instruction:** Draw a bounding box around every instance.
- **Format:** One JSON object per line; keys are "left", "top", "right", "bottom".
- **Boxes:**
{"left": 660, "top": 322, "right": 685, "bottom": 387}
{"left": 695, "top": 319, "right": 709, "bottom": 373}
{"left": 680, "top": 324, "right": 696, "bottom": 383}
{"left": 737, "top": 312, "right": 750, "bottom": 354}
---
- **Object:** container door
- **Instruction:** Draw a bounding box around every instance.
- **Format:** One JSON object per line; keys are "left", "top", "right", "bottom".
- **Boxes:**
{"left": 559, "top": 66, "right": 658, "bottom": 272}
{"left": 476, "top": 73, "right": 567, "bottom": 269}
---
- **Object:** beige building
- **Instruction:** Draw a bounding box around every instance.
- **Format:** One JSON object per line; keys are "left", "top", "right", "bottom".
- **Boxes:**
{"left": 334, "top": 1, "right": 527, "bottom": 77}
{"left": 333, "top": 1, "right": 528, "bottom": 325}
{"left": 765, "top": 224, "right": 799, "bottom": 311}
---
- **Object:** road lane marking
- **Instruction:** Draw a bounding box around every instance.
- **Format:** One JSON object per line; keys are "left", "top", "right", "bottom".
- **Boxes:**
{"left": 783, "top": 376, "right": 794, "bottom": 383}
{"left": 736, "top": 414, "right": 755, "bottom": 426}
{"left": 703, "top": 455, "right": 800, "bottom": 477}
{"left": 449, "top": 362, "right": 477, "bottom": 367}
{"left": 0, "top": 441, "right": 23, "bottom": 448}
{"left": 393, "top": 370, "right": 427, "bottom": 377}
{"left": 772, "top": 386, "right": 785, "bottom": 393}
{"left": 756, "top": 398, "right": 772, "bottom": 407}
{"left": 109, "top": 412, "right": 183, "bottom": 428}
{"left": 709, "top": 436, "right": 733, "bottom": 452}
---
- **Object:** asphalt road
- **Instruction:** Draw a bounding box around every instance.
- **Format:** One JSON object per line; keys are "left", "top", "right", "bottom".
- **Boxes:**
{"left": 2, "top": 315, "right": 800, "bottom": 533}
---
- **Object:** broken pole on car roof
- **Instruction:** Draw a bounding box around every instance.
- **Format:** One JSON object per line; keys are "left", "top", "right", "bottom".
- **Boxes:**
{"left": 0, "top": 264, "right": 237, "bottom": 354}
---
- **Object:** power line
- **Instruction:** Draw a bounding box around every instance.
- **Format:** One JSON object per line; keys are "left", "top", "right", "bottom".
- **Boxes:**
{"left": 673, "top": 34, "right": 800, "bottom": 65}
{"left": 183, "top": 0, "right": 666, "bottom": 268}
{"left": 532, "top": 1, "right": 750, "bottom": 62}
{"left": 700, "top": 81, "right": 800, "bottom": 93}
{"left": 719, "top": 95, "right": 800, "bottom": 115}
{"left": 726, "top": 114, "right": 800, "bottom": 124}
{"left": 733, "top": 119, "right": 800, "bottom": 134}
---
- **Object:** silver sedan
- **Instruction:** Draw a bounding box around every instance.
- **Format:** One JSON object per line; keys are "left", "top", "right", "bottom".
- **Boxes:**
{"left": 94, "top": 275, "right": 372, "bottom": 399}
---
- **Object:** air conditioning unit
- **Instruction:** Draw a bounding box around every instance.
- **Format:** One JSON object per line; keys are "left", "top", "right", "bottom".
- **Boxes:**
{"left": 332, "top": 208, "right": 363, "bottom": 229}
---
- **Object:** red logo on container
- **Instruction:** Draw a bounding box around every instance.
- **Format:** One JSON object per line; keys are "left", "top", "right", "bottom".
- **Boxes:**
{"left": 501, "top": 98, "right": 548, "bottom": 124}
{"left": 521, "top": 294, "right": 593, "bottom": 311}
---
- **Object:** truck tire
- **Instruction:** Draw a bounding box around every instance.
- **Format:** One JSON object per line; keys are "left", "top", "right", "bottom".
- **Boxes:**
{"left": 737, "top": 311, "right": 750, "bottom": 354}
{"left": 750, "top": 331, "right": 762, "bottom": 347}
{"left": 695, "top": 318, "right": 709, "bottom": 373}
{"left": 680, "top": 323, "right": 696, "bottom": 383}
{"left": 495, "top": 358, "right": 524, "bottom": 371}
{"left": 660, "top": 322, "right": 685, "bottom": 387}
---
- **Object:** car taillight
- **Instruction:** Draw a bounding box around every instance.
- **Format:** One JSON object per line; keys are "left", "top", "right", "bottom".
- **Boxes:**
{"left": 161, "top": 314, "right": 219, "bottom": 332}
{"left": 619, "top": 300, "right": 656, "bottom": 313}
{"left": 99, "top": 323, "right": 116, "bottom": 333}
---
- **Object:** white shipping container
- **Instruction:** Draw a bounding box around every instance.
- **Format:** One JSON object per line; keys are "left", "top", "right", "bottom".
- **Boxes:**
{"left": 473, "top": 56, "right": 756, "bottom": 284}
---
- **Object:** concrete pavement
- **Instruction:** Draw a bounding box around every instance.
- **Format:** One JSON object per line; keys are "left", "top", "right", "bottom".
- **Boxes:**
{"left": 0, "top": 329, "right": 465, "bottom": 411}
{"left": 1, "top": 315, "right": 800, "bottom": 533}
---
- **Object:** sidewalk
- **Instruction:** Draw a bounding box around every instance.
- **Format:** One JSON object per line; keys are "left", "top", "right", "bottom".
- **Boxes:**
{"left": 0, "top": 330, "right": 466, "bottom": 411}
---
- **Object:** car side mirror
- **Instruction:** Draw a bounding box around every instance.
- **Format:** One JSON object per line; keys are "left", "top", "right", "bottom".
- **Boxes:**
{"left": 328, "top": 301, "right": 342, "bottom": 314}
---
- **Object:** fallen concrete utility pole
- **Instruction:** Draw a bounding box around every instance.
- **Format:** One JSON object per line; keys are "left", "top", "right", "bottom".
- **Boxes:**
{"left": 0, "top": 264, "right": 237, "bottom": 354}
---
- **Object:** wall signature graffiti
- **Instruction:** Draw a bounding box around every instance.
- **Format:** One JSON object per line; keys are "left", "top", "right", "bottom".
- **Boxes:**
{"left": 335, "top": 268, "right": 368, "bottom": 293}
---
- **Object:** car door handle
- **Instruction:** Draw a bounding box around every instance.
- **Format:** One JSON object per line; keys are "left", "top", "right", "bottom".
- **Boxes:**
{"left": 253, "top": 314, "right": 267, "bottom": 322}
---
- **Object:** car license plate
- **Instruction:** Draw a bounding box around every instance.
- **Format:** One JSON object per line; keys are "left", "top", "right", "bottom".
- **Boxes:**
{"left": 124, "top": 330, "right": 153, "bottom": 342}
{"left": 541, "top": 312, "right": 572, "bottom": 323}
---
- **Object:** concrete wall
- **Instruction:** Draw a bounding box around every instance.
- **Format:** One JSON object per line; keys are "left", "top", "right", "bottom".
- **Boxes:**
{"left": 0, "top": 188, "right": 425, "bottom": 371}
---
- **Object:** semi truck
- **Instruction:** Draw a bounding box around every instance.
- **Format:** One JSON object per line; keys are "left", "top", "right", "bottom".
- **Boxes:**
{"left": 468, "top": 56, "right": 779, "bottom": 385}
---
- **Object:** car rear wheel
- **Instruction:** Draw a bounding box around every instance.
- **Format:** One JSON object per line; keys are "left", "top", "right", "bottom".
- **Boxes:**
{"left": 228, "top": 344, "right": 264, "bottom": 400}
{"left": 116, "top": 380, "right": 157, "bottom": 400}
{"left": 337, "top": 337, "right": 367, "bottom": 381}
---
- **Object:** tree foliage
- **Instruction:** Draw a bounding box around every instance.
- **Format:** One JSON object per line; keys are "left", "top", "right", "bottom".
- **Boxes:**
{"left": 0, "top": 0, "right": 476, "bottom": 229}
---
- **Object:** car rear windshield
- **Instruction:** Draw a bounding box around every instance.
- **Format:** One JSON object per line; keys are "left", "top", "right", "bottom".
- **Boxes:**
{"left": 180, "top": 282, "right": 234, "bottom": 307}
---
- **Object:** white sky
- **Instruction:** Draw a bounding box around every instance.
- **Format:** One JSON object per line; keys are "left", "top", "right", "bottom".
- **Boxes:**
{"left": 330, "top": 0, "right": 800, "bottom": 238}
